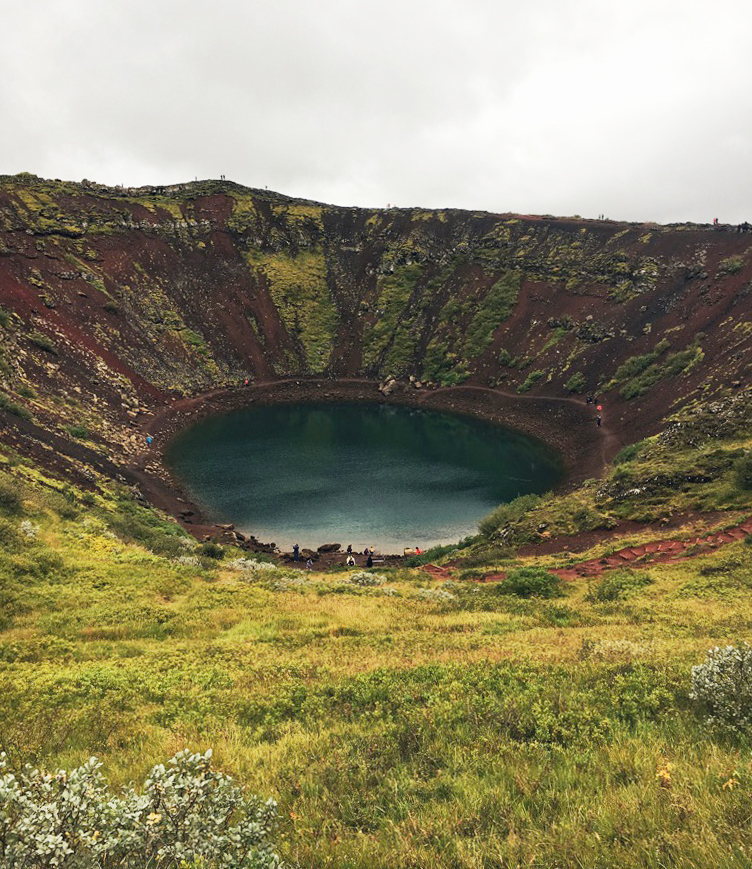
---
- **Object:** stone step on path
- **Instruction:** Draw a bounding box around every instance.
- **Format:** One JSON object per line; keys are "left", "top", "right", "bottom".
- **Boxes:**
{"left": 728, "top": 528, "right": 749, "bottom": 540}
{"left": 422, "top": 563, "right": 452, "bottom": 578}
{"left": 717, "top": 532, "right": 741, "bottom": 543}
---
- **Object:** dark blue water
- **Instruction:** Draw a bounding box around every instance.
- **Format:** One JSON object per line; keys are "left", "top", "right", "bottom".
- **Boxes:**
{"left": 165, "top": 403, "right": 561, "bottom": 552}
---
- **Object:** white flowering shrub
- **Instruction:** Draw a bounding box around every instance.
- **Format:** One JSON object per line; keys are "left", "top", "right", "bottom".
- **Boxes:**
{"left": 18, "top": 520, "right": 39, "bottom": 540}
{"left": 349, "top": 571, "right": 385, "bottom": 587}
{"left": 174, "top": 554, "right": 201, "bottom": 567}
{"left": 272, "top": 575, "right": 311, "bottom": 593}
{"left": 691, "top": 643, "right": 752, "bottom": 730}
{"left": 228, "top": 557, "right": 282, "bottom": 581}
{"left": 0, "top": 749, "right": 282, "bottom": 868}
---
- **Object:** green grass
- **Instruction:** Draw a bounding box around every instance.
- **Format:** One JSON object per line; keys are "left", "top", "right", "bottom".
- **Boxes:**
{"left": 362, "top": 263, "right": 424, "bottom": 372}
{"left": 3, "top": 390, "right": 752, "bottom": 866}
{"left": 517, "top": 369, "right": 545, "bottom": 393}
{"left": 564, "top": 371, "right": 586, "bottom": 393}
{"left": 462, "top": 270, "right": 521, "bottom": 358}
{"left": 3, "top": 466, "right": 752, "bottom": 867}
{"left": 609, "top": 338, "right": 671, "bottom": 386}
{"left": 28, "top": 331, "right": 58, "bottom": 354}
{"left": 0, "top": 393, "right": 32, "bottom": 419}
{"left": 258, "top": 250, "right": 337, "bottom": 373}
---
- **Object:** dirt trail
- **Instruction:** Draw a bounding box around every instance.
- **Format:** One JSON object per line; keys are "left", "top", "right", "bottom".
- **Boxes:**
{"left": 449, "top": 517, "right": 752, "bottom": 585}
{"left": 425, "top": 383, "right": 620, "bottom": 466}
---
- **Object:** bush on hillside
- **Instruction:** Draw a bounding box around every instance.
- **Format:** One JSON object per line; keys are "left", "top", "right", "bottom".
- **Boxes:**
{"left": 587, "top": 569, "right": 654, "bottom": 602}
{"left": 0, "top": 394, "right": 32, "bottom": 420}
{"left": 564, "top": 372, "right": 586, "bottom": 393}
{"left": 0, "top": 477, "right": 22, "bottom": 514}
{"left": 733, "top": 453, "right": 752, "bottom": 490}
{"left": 28, "top": 331, "right": 58, "bottom": 355}
{"left": 691, "top": 643, "right": 752, "bottom": 731}
{"left": 106, "top": 493, "right": 191, "bottom": 558}
{"left": 403, "top": 540, "right": 469, "bottom": 567}
{"left": 501, "top": 566, "right": 563, "bottom": 599}
{"left": 613, "top": 441, "right": 645, "bottom": 465}
{"left": 199, "top": 540, "right": 225, "bottom": 559}
{"left": 517, "top": 370, "right": 545, "bottom": 393}
{"left": 350, "top": 571, "right": 385, "bottom": 586}
{"left": 0, "top": 749, "right": 281, "bottom": 868}
{"left": 65, "top": 424, "right": 90, "bottom": 440}
{"left": 719, "top": 256, "right": 744, "bottom": 275}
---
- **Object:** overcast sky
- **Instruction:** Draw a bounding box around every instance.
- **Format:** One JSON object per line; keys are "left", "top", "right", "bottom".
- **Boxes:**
{"left": 2, "top": 0, "right": 751, "bottom": 223}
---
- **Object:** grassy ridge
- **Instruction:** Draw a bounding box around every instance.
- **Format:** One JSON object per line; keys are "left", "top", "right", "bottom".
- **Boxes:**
{"left": 2, "top": 452, "right": 752, "bottom": 866}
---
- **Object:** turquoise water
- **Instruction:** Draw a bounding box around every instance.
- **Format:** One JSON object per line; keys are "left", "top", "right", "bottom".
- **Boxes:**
{"left": 165, "top": 403, "right": 562, "bottom": 552}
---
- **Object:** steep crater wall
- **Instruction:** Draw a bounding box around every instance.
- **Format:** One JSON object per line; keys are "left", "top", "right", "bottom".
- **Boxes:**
{"left": 0, "top": 174, "right": 749, "bottom": 521}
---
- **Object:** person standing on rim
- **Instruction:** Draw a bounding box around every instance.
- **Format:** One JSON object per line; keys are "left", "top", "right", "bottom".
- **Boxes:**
{"left": 293, "top": 543, "right": 299, "bottom": 562}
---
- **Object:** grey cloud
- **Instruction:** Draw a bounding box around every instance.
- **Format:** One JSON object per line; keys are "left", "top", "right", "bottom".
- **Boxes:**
{"left": 2, "top": 0, "right": 752, "bottom": 222}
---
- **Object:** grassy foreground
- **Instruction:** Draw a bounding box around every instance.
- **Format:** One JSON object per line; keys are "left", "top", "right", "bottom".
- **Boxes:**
{"left": 3, "top": 454, "right": 752, "bottom": 867}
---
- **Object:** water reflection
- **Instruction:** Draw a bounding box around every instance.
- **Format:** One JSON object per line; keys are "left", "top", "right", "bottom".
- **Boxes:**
{"left": 165, "top": 403, "right": 561, "bottom": 551}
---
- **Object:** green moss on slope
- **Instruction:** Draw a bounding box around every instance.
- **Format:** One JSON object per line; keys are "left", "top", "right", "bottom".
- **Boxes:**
{"left": 259, "top": 250, "right": 337, "bottom": 373}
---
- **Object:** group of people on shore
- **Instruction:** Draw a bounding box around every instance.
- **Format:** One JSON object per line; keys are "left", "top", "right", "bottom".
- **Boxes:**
{"left": 291, "top": 542, "right": 421, "bottom": 570}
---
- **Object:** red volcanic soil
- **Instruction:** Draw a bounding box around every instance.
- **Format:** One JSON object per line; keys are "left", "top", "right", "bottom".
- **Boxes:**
{"left": 1, "top": 176, "right": 751, "bottom": 557}
{"left": 439, "top": 512, "right": 752, "bottom": 584}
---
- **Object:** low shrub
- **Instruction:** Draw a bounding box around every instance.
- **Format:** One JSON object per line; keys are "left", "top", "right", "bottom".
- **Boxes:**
{"left": 497, "top": 348, "right": 514, "bottom": 367}
{"left": 199, "top": 541, "right": 225, "bottom": 559}
{"left": 403, "top": 541, "right": 467, "bottom": 567}
{"left": 350, "top": 571, "right": 385, "bottom": 586}
{"left": 65, "top": 424, "right": 90, "bottom": 440}
{"left": 613, "top": 441, "right": 644, "bottom": 465}
{"left": 104, "top": 494, "right": 191, "bottom": 558}
{"left": 517, "top": 370, "right": 545, "bottom": 393}
{"left": 719, "top": 256, "right": 744, "bottom": 275}
{"left": 588, "top": 569, "right": 654, "bottom": 602}
{"left": 733, "top": 453, "right": 752, "bottom": 490}
{"left": 564, "top": 372, "right": 586, "bottom": 393}
{"left": 478, "top": 493, "right": 542, "bottom": 540}
{"left": 501, "top": 566, "right": 563, "bottom": 598}
{"left": 620, "top": 343, "right": 702, "bottom": 400}
{"left": 0, "top": 518, "right": 22, "bottom": 549}
{"left": 28, "top": 331, "right": 58, "bottom": 354}
{"left": 0, "top": 749, "right": 281, "bottom": 868}
{"left": 0, "top": 477, "right": 22, "bottom": 514}
{"left": 691, "top": 643, "right": 752, "bottom": 731}
{"left": 0, "top": 394, "right": 32, "bottom": 420}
